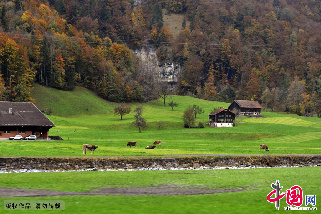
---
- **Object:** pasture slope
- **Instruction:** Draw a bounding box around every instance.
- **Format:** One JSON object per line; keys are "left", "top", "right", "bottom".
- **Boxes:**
{"left": 16, "top": 84, "right": 321, "bottom": 156}
{"left": 0, "top": 84, "right": 319, "bottom": 214}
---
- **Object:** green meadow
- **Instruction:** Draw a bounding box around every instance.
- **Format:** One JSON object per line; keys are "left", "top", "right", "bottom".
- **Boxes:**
{"left": 1, "top": 85, "right": 320, "bottom": 214}
{"left": 0, "top": 84, "right": 320, "bottom": 156}
{"left": 0, "top": 167, "right": 320, "bottom": 213}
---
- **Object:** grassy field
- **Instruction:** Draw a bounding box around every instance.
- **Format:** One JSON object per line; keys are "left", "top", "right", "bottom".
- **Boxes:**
{"left": 1, "top": 85, "right": 320, "bottom": 214}
{"left": 0, "top": 84, "right": 320, "bottom": 156}
{"left": 31, "top": 84, "right": 114, "bottom": 116}
{"left": 0, "top": 167, "right": 320, "bottom": 213}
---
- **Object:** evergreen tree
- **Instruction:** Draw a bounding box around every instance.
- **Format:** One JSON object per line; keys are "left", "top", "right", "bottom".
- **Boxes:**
{"left": 151, "top": 3, "right": 163, "bottom": 29}
{"left": 1, "top": 5, "right": 8, "bottom": 31}
{"left": 14, "top": 0, "right": 23, "bottom": 12}
{"left": 40, "top": 35, "right": 52, "bottom": 86}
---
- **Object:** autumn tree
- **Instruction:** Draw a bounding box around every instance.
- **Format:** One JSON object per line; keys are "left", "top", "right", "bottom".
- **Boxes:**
{"left": 173, "top": 27, "right": 191, "bottom": 65}
{"left": 151, "top": 26, "right": 173, "bottom": 47}
{"left": 131, "top": 81, "right": 144, "bottom": 102}
{"left": 51, "top": 49, "right": 66, "bottom": 89}
{"left": 0, "top": 74, "right": 5, "bottom": 100}
{"left": 0, "top": 33, "right": 35, "bottom": 101}
{"left": 246, "top": 68, "right": 261, "bottom": 100}
{"left": 114, "top": 104, "right": 131, "bottom": 120}
{"left": 311, "top": 75, "right": 321, "bottom": 117}
{"left": 312, "top": 92, "right": 321, "bottom": 118}
{"left": 180, "top": 54, "right": 203, "bottom": 95}
{"left": 286, "top": 77, "right": 306, "bottom": 115}
{"left": 204, "top": 65, "right": 217, "bottom": 100}
{"left": 165, "top": 0, "right": 186, "bottom": 13}
{"left": 300, "top": 92, "right": 312, "bottom": 116}
{"left": 262, "top": 87, "right": 281, "bottom": 111}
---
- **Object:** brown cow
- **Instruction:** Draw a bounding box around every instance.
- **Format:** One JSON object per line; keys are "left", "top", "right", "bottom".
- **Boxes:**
{"left": 260, "top": 144, "right": 269, "bottom": 151}
{"left": 83, "top": 144, "right": 98, "bottom": 154}
{"left": 153, "top": 140, "right": 162, "bottom": 147}
{"left": 127, "top": 141, "right": 137, "bottom": 148}
{"left": 145, "top": 145, "right": 156, "bottom": 149}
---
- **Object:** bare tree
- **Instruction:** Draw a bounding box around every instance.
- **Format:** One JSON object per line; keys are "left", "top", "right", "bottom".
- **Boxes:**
{"left": 286, "top": 77, "right": 305, "bottom": 115}
{"left": 132, "top": 106, "right": 147, "bottom": 133}
{"left": 159, "top": 81, "right": 170, "bottom": 106}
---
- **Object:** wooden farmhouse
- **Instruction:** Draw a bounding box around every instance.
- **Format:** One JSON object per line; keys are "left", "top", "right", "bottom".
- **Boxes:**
{"left": 228, "top": 100, "right": 263, "bottom": 117}
{"left": 0, "top": 101, "right": 55, "bottom": 139}
{"left": 209, "top": 108, "right": 235, "bottom": 128}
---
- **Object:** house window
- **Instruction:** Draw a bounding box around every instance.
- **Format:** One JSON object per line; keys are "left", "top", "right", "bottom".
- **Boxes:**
{"left": 19, "top": 131, "right": 25, "bottom": 134}
{"left": 4, "top": 131, "right": 10, "bottom": 134}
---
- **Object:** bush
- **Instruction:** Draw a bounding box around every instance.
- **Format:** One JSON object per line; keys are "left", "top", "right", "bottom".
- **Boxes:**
{"left": 182, "top": 107, "right": 195, "bottom": 128}
{"left": 198, "top": 121, "right": 205, "bottom": 128}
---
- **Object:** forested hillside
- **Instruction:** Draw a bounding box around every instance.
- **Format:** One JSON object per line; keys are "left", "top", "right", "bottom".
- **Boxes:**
{"left": 0, "top": 0, "right": 158, "bottom": 103}
{"left": 1, "top": 0, "right": 321, "bottom": 116}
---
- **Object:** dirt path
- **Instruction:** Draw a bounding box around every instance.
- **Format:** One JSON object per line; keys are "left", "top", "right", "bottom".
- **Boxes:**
{"left": 0, "top": 186, "right": 251, "bottom": 197}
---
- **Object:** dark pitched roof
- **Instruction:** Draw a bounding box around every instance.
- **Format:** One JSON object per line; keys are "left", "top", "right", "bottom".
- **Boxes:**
{"left": 0, "top": 101, "right": 55, "bottom": 127}
{"left": 209, "top": 108, "right": 235, "bottom": 116}
{"left": 209, "top": 108, "right": 225, "bottom": 116}
{"left": 233, "top": 100, "right": 263, "bottom": 109}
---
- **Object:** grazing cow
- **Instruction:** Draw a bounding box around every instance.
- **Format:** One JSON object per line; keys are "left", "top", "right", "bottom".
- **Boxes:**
{"left": 153, "top": 140, "right": 162, "bottom": 147}
{"left": 145, "top": 145, "right": 156, "bottom": 149}
{"left": 260, "top": 144, "right": 269, "bottom": 151}
{"left": 127, "top": 141, "right": 137, "bottom": 148}
{"left": 83, "top": 144, "right": 99, "bottom": 154}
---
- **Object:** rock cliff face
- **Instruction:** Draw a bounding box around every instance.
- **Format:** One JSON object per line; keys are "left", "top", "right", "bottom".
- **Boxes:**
{"left": 1, "top": 156, "right": 320, "bottom": 172}
{"left": 135, "top": 47, "right": 161, "bottom": 78}
{"left": 135, "top": 47, "right": 181, "bottom": 91}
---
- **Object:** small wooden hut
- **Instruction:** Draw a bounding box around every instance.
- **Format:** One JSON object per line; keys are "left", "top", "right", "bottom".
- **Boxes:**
{"left": 228, "top": 100, "right": 263, "bottom": 117}
{"left": 209, "top": 108, "right": 235, "bottom": 127}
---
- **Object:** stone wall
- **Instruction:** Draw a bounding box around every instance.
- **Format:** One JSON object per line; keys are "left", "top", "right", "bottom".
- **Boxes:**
{"left": 0, "top": 155, "right": 320, "bottom": 172}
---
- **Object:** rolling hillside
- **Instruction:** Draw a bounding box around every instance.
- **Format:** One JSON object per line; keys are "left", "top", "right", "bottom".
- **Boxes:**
{"left": 8, "top": 84, "right": 316, "bottom": 157}
{"left": 31, "top": 83, "right": 229, "bottom": 118}
{"left": 31, "top": 84, "right": 117, "bottom": 116}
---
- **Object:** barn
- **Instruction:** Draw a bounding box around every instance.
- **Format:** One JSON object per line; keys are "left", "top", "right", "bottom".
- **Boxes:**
{"left": 209, "top": 108, "right": 235, "bottom": 127}
{"left": 228, "top": 100, "right": 263, "bottom": 117}
{"left": 0, "top": 101, "right": 55, "bottom": 140}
